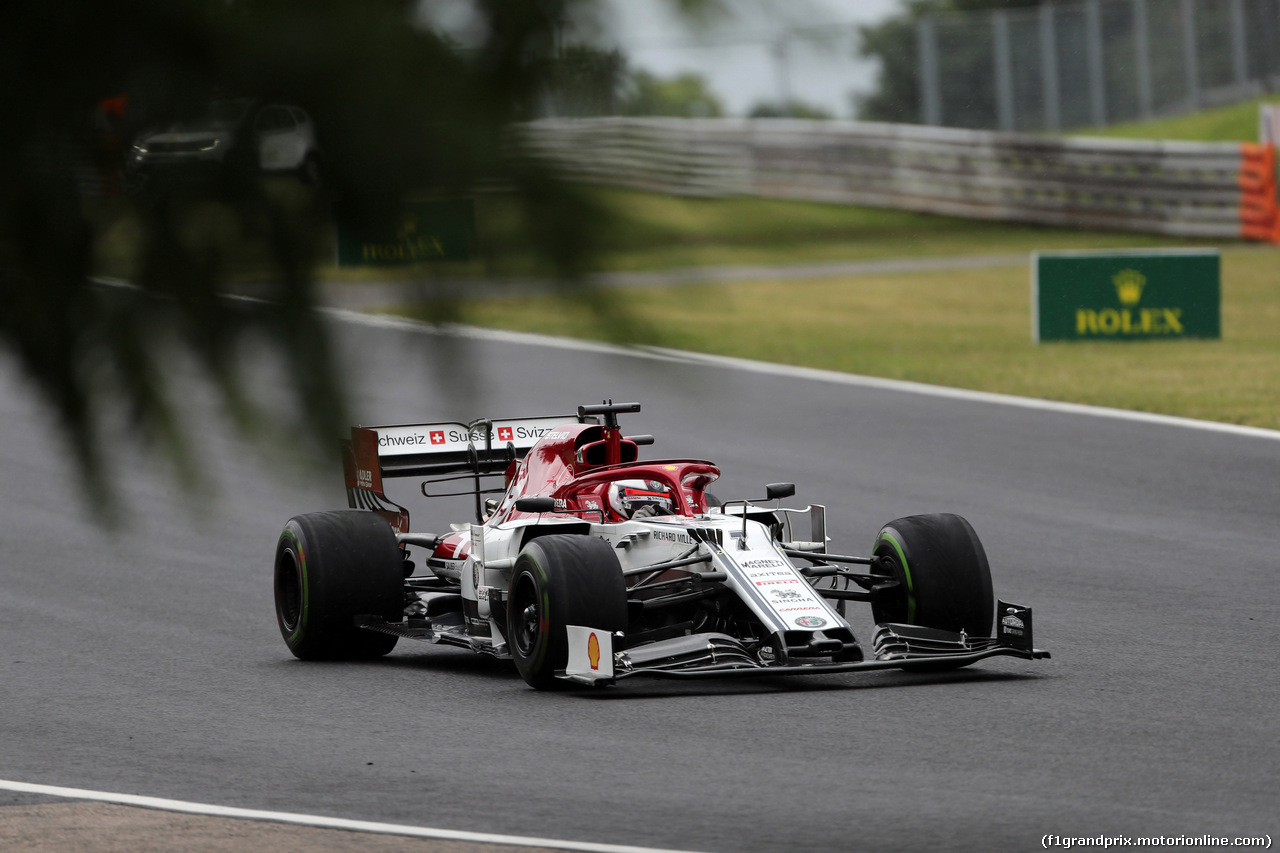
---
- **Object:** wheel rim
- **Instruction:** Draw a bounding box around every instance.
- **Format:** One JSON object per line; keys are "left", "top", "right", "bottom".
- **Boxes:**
{"left": 510, "top": 573, "right": 541, "bottom": 657}
{"left": 276, "top": 548, "right": 303, "bottom": 632}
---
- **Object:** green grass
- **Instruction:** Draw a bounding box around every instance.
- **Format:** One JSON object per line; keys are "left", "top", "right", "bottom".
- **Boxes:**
{"left": 410, "top": 245, "right": 1280, "bottom": 431}
{"left": 92, "top": 186, "right": 1204, "bottom": 282}
{"left": 1081, "top": 94, "right": 1273, "bottom": 142}
{"left": 304, "top": 187, "right": 1205, "bottom": 281}
{"left": 543, "top": 189, "right": 1197, "bottom": 272}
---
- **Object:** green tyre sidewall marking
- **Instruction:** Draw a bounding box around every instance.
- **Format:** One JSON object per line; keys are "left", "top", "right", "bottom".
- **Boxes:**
{"left": 878, "top": 531, "right": 916, "bottom": 624}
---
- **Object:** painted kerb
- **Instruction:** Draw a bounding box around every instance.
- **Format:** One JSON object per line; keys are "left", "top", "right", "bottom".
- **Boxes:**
{"left": 1032, "top": 249, "right": 1221, "bottom": 342}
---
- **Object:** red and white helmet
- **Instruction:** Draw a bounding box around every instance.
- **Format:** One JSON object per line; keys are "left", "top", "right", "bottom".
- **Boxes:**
{"left": 607, "top": 479, "right": 674, "bottom": 519}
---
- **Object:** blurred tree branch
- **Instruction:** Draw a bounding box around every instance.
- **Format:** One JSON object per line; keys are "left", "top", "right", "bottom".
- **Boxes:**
{"left": 0, "top": 0, "right": 685, "bottom": 521}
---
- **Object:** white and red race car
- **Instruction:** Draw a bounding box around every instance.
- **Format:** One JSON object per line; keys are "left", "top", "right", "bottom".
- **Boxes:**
{"left": 272, "top": 402, "right": 1048, "bottom": 688}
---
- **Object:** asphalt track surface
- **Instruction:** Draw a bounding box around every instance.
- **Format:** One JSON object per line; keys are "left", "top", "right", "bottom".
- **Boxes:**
{"left": 2, "top": 313, "right": 1278, "bottom": 853}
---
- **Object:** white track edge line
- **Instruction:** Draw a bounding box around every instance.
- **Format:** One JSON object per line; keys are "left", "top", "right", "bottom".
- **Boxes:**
{"left": 0, "top": 780, "right": 703, "bottom": 853}
{"left": 325, "top": 309, "right": 1280, "bottom": 443}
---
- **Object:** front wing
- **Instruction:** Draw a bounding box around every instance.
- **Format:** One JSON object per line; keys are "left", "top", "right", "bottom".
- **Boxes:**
{"left": 558, "top": 601, "right": 1049, "bottom": 685}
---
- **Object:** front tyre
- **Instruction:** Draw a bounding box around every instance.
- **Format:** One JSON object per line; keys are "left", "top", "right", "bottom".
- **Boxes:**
{"left": 274, "top": 511, "right": 403, "bottom": 660}
{"left": 507, "top": 535, "right": 627, "bottom": 689}
{"left": 870, "top": 513, "right": 994, "bottom": 637}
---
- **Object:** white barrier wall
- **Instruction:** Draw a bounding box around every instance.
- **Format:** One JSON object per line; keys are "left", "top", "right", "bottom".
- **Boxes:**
{"left": 521, "top": 117, "right": 1268, "bottom": 240}
{"left": 1262, "top": 104, "right": 1280, "bottom": 146}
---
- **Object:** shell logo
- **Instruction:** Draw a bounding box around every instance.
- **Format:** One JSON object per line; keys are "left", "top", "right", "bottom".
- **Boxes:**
{"left": 587, "top": 632, "right": 601, "bottom": 670}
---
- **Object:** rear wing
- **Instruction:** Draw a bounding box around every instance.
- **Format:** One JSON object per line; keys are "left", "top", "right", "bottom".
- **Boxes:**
{"left": 340, "top": 415, "right": 577, "bottom": 531}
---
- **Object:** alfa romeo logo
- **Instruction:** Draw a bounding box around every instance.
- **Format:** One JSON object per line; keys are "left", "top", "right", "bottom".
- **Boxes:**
{"left": 794, "top": 616, "right": 827, "bottom": 629}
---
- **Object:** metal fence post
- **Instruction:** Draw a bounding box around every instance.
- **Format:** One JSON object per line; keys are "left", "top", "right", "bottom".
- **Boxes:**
{"left": 993, "top": 10, "right": 1015, "bottom": 131}
{"left": 894, "top": 0, "right": 1276, "bottom": 133}
{"left": 1039, "top": 3, "right": 1061, "bottom": 132}
{"left": 918, "top": 17, "right": 942, "bottom": 126}
{"left": 1181, "top": 0, "right": 1200, "bottom": 110}
{"left": 1085, "top": 0, "right": 1107, "bottom": 127}
{"left": 1133, "top": 0, "right": 1153, "bottom": 119}
{"left": 772, "top": 35, "right": 793, "bottom": 110}
{"left": 1229, "top": 0, "right": 1249, "bottom": 95}
{"left": 1271, "top": 0, "right": 1280, "bottom": 86}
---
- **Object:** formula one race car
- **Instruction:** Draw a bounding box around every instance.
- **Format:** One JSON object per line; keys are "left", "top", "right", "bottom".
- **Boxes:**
{"left": 272, "top": 402, "right": 1048, "bottom": 688}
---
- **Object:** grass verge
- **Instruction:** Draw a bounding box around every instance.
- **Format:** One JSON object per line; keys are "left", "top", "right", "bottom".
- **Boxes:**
{"left": 405, "top": 245, "right": 1280, "bottom": 431}
{"left": 92, "top": 175, "right": 1249, "bottom": 281}
{"left": 531, "top": 189, "right": 1200, "bottom": 273}
{"left": 365, "top": 188, "right": 1200, "bottom": 277}
{"left": 92, "top": 186, "right": 1205, "bottom": 282}
{"left": 1082, "top": 94, "right": 1275, "bottom": 142}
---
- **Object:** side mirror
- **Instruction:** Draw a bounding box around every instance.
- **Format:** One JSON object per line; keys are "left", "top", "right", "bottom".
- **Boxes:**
{"left": 765, "top": 483, "right": 796, "bottom": 501}
{"left": 514, "top": 497, "right": 556, "bottom": 513}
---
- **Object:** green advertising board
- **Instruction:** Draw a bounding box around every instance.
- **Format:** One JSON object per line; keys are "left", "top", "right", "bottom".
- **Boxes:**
{"left": 1032, "top": 249, "right": 1220, "bottom": 342}
{"left": 337, "top": 198, "right": 474, "bottom": 267}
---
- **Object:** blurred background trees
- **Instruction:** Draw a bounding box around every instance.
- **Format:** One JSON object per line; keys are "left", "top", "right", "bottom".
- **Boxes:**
{"left": 620, "top": 70, "right": 725, "bottom": 118}
{"left": 537, "top": 47, "right": 726, "bottom": 119}
{"left": 747, "top": 99, "right": 833, "bottom": 119}
{"left": 856, "top": 0, "right": 1043, "bottom": 122}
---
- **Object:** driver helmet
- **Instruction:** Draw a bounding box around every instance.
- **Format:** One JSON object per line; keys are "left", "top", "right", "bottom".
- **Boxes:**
{"left": 608, "top": 479, "right": 674, "bottom": 519}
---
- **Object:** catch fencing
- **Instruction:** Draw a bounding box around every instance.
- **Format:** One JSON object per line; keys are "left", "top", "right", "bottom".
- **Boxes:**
{"left": 521, "top": 117, "right": 1280, "bottom": 243}
{"left": 917, "top": 0, "right": 1280, "bottom": 132}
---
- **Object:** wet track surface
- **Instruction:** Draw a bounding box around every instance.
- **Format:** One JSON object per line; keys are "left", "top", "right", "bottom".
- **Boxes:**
{"left": 2, "top": 315, "right": 1278, "bottom": 852}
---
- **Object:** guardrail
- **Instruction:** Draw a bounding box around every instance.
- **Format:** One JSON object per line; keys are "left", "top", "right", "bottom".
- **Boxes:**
{"left": 521, "top": 117, "right": 1280, "bottom": 244}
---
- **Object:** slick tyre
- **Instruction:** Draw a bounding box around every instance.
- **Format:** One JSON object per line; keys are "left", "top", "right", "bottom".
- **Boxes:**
{"left": 274, "top": 511, "right": 403, "bottom": 660}
{"left": 870, "top": 513, "right": 994, "bottom": 637}
{"left": 507, "top": 535, "right": 628, "bottom": 690}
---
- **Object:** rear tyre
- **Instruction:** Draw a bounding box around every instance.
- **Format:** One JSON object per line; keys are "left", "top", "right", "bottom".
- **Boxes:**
{"left": 869, "top": 513, "right": 994, "bottom": 637}
{"left": 507, "top": 535, "right": 628, "bottom": 689}
{"left": 274, "top": 511, "right": 403, "bottom": 660}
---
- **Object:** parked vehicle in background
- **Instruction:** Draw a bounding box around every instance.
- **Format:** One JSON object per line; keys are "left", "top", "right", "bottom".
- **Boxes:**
{"left": 127, "top": 99, "right": 321, "bottom": 186}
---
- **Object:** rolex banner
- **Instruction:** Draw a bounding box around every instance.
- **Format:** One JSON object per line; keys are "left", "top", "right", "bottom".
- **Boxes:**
{"left": 1032, "top": 249, "right": 1221, "bottom": 343}
{"left": 337, "top": 198, "right": 474, "bottom": 267}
